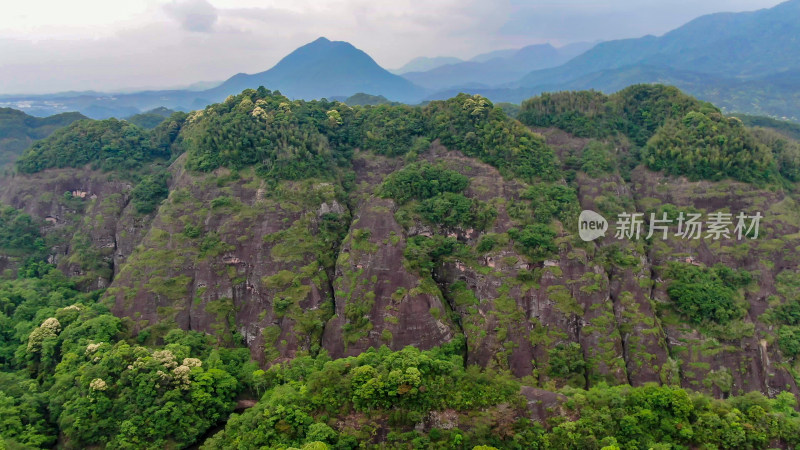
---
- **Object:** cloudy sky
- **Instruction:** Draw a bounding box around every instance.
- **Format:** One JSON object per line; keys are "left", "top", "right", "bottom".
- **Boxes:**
{"left": 0, "top": 0, "right": 785, "bottom": 94}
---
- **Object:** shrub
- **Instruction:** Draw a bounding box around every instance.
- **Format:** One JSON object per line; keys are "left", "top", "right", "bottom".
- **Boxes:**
{"left": 416, "top": 192, "right": 496, "bottom": 230}
{"left": 509, "top": 224, "right": 558, "bottom": 261}
{"left": 644, "top": 111, "right": 776, "bottom": 183}
{"left": 548, "top": 342, "right": 586, "bottom": 379}
{"left": 131, "top": 172, "right": 170, "bottom": 214}
{"left": 664, "top": 263, "right": 750, "bottom": 324}
{"left": 0, "top": 204, "right": 45, "bottom": 256}
{"left": 381, "top": 162, "right": 469, "bottom": 204}
{"left": 522, "top": 184, "right": 580, "bottom": 225}
{"left": 778, "top": 326, "right": 800, "bottom": 358}
{"left": 580, "top": 141, "right": 616, "bottom": 177}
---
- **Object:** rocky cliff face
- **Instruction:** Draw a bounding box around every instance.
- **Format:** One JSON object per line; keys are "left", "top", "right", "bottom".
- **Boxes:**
{"left": 318, "top": 150, "right": 482, "bottom": 357}
{"left": 0, "top": 169, "right": 150, "bottom": 288}
{"left": 104, "top": 155, "right": 346, "bottom": 364}
{"left": 629, "top": 166, "right": 800, "bottom": 397}
{"left": 2, "top": 126, "right": 799, "bottom": 399}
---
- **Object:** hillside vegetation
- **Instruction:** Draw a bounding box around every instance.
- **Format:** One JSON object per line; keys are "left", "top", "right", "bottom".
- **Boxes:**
{"left": 126, "top": 107, "right": 176, "bottom": 129}
{"left": 1, "top": 85, "right": 800, "bottom": 448}
{"left": 179, "top": 87, "right": 557, "bottom": 184}
{"left": 0, "top": 108, "right": 86, "bottom": 168}
{"left": 519, "top": 85, "right": 799, "bottom": 184}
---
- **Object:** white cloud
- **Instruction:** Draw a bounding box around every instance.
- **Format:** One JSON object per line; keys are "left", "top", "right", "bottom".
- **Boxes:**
{"left": 0, "top": 0, "right": 787, "bottom": 94}
{"left": 164, "top": 0, "right": 219, "bottom": 32}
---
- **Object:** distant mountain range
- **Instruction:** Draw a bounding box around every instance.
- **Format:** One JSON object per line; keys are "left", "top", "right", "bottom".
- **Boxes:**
{"left": 445, "top": 0, "right": 800, "bottom": 120}
{"left": 525, "top": 0, "right": 800, "bottom": 83}
{"left": 390, "top": 56, "right": 464, "bottom": 74}
{"left": 401, "top": 42, "right": 594, "bottom": 90}
{"left": 0, "top": 37, "right": 424, "bottom": 119}
{"left": 389, "top": 42, "right": 594, "bottom": 77}
{"left": 1, "top": 0, "right": 799, "bottom": 120}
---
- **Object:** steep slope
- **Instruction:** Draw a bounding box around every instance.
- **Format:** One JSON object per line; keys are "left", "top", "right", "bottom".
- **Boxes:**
{"left": 3, "top": 86, "right": 800, "bottom": 447}
{"left": 108, "top": 161, "right": 344, "bottom": 364}
{"left": 2, "top": 85, "right": 800, "bottom": 410}
{"left": 99, "top": 88, "right": 560, "bottom": 366}
{"left": 135, "top": 87, "right": 800, "bottom": 396}
{"left": 320, "top": 153, "right": 458, "bottom": 358}
{"left": 0, "top": 112, "right": 186, "bottom": 287}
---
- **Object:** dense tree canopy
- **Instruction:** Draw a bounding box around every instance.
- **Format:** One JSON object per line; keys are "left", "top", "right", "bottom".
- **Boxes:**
{"left": 518, "top": 85, "right": 709, "bottom": 145}
{"left": 380, "top": 162, "right": 469, "bottom": 204}
{"left": 424, "top": 94, "right": 559, "bottom": 182}
{"left": 15, "top": 112, "right": 186, "bottom": 176}
{"left": 181, "top": 89, "right": 559, "bottom": 184}
{"left": 0, "top": 204, "right": 45, "bottom": 257}
{"left": 519, "top": 84, "right": 795, "bottom": 185}
{"left": 643, "top": 112, "right": 776, "bottom": 183}
{"left": 0, "top": 265, "right": 253, "bottom": 449}
{"left": 130, "top": 172, "right": 171, "bottom": 214}
{"left": 0, "top": 108, "right": 86, "bottom": 168}
{"left": 17, "top": 119, "right": 164, "bottom": 174}
{"left": 665, "top": 263, "right": 751, "bottom": 324}
{"left": 204, "top": 344, "right": 800, "bottom": 449}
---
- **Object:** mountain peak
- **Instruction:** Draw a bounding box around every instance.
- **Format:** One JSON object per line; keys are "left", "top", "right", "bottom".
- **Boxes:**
{"left": 290, "top": 37, "right": 359, "bottom": 57}
{"left": 212, "top": 37, "right": 424, "bottom": 102}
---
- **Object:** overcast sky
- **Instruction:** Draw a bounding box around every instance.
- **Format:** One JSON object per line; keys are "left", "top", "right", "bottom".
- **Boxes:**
{"left": 0, "top": 0, "right": 786, "bottom": 94}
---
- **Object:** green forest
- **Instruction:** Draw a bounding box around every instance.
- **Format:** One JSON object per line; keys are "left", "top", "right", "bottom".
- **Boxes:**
{"left": 518, "top": 85, "right": 800, "bottom": 185}
{"left": 1, "top": 85, "right": 800, "bottom": 449}
{"left": 2, "top": 259, "right": 799, "bottom": 449}
{"left": 2, "top": 260, "right": 799, "bottom": 448}
{"left": 0, "top": 109, "right": 86, "bottom": 170}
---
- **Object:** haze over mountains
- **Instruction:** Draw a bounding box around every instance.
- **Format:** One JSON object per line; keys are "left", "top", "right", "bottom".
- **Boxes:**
{"left": 1, "top": 0, "right": 799, "bottom": 120}
{"left": 401, "top": 42, "right": 595, "bottom": 91}
{"left": 0, "top": 37, "right": 425, "bottom": 119}
{"left": 389, "top": 56, "right": 465, "bottom": 75}
{"left": 470, "top": 0, "right": 800, "bottom": 119}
